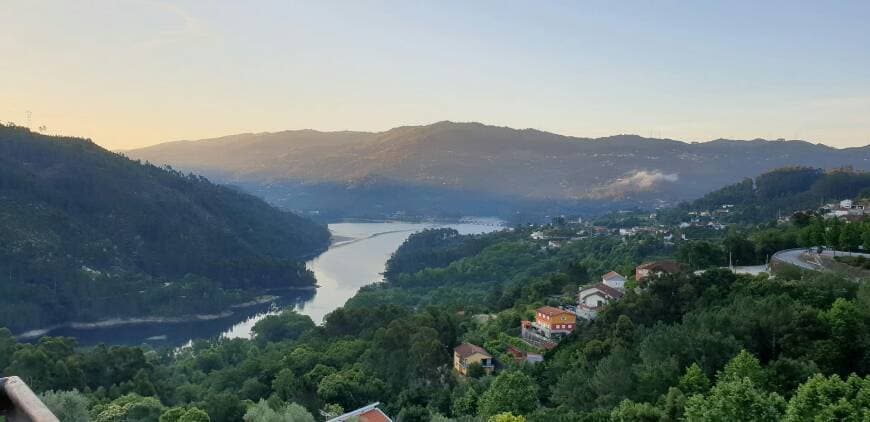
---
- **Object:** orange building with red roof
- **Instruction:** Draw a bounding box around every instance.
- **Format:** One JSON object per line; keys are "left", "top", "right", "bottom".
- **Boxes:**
{"left": 534, "top": 306, "right": 576, "bottom": 334}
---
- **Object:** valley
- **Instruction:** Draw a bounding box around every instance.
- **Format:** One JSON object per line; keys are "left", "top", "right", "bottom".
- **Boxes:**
{"left": 18, "top": 220, "right": 503, "bottom": 346}
{"left": 4, "top": 4, "right": 870, "bottom": 420}
{"left": 5, "top": 125, "right": 870, "bottom": 422}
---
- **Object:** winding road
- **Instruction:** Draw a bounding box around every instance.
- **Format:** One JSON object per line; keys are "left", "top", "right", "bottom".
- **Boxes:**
{"left": 771, "top": 248, "right": 870, "bottom": 271}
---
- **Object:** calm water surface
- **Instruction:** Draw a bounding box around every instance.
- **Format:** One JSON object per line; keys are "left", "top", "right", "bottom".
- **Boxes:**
{"left": 40, "top": 219, "right": 503, "bottom": 346}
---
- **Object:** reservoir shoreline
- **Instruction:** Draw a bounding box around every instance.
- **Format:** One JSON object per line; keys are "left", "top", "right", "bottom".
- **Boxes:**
{"left": 21, "top": 218, "right": 503, "bottom": 346}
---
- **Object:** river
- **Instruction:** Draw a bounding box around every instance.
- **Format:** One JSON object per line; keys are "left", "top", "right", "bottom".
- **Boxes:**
{"left": 36, "top": 219, "right": 503, "bottom": 347}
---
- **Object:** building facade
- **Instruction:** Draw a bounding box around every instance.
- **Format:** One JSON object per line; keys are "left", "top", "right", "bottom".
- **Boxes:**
{"left": 453, "top": 343, "right": 494, "bottom": 376}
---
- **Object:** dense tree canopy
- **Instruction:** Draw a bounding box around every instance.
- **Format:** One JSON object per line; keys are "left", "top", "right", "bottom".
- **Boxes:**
{"left": 0, "top": 125, "right": 329, "bottom": 333}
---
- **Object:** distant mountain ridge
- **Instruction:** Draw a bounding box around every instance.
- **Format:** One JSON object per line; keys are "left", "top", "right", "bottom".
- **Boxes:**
{"left": 125, "top": 121, "right": 870, "bottom": 218}
{"left": 0, "top": 124, "right": 330, "bottom": 332}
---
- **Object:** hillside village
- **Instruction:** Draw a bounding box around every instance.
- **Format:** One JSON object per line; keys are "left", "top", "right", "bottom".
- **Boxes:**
{"left": 450, "top": 184, "right": 870, "bottom": 381}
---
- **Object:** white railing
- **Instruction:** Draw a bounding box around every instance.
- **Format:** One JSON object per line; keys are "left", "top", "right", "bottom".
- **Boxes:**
{"left": 0, "top": 377, "right": 59, "bottom": 422}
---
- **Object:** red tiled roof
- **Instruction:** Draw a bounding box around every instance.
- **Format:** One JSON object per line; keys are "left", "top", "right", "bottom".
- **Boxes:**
{"left": 454, "top": 342, "right": 492, "bottom": 359}
{"left": 537, "top": 306, "right": 570, "bottom": 317}
{"left": 359, "top": 409, "right": 391, "bottom": 422}
{"left": 327, "top": 403, "right": 392, "bottom": 422}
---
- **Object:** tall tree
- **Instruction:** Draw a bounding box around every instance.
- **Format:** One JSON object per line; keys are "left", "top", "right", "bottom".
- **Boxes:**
{"left": 478, "top": 372, "right": 538, "bottom": 417}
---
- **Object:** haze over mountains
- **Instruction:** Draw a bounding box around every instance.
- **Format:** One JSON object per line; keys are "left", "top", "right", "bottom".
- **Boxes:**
{"left": 126, "top": 121, "right": 870, "bottom": 218}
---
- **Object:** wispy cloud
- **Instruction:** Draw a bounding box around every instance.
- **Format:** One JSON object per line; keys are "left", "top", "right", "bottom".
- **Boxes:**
{"left": 588, "top": 170, "right": 679, "bottom": 198}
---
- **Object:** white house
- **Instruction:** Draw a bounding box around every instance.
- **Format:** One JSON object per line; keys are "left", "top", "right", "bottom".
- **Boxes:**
{"left": 601, "top": 271, "right": 627, "bottom": 290}
{"left": 841, "top": 199, "right": 854, "bottom": 209}
{"left": 577, "top": 283, "right": 624, "bottom": 319}
{"left": 619, "top": 228, "right": 635, "bottom": 236}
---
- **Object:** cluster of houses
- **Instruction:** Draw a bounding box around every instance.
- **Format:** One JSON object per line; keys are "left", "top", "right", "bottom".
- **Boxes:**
{"left": 528, "top": 217, "right": 715, "bottom": 252}
{"left": 576, "top": 272, "right": 625, "bottom": 319}
{"left": 451, "top": 342, "right": 545, "bottom": 378}
{"left": 618, "top": 226, "right": 670, "bottom": 237}
{"left": 576, "top": 260, "right": 683, "bottom": 319}
{"left": 453, "top": 259, "right": 685, "bottom": 377}
{"left": 531, "top": 225, "right": 674, "bottom": 250}
{"left": 822, "top": 199, "right": 868, "bottom": 220}
{"left": 669, "top": 204, "right": 734, "bottom": 232}
{"left": 528, "top": 260, "right": 683, "bottom": 346}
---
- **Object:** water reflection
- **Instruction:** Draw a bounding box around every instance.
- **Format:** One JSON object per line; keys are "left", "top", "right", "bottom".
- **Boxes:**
{"left": 34, "top": 219, "right": 503, "bottom": 347}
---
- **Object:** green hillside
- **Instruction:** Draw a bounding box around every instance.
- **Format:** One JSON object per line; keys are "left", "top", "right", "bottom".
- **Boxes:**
{"left": 668, "top": 166, "right": 870, "bottom": 223}
{"left": 0, "top": 125, "right": 330, "bottom": 333}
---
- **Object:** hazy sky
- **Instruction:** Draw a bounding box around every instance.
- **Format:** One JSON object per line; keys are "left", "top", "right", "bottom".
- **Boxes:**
{"left": 2, "top": 1, "right": 869, "bottom": 149}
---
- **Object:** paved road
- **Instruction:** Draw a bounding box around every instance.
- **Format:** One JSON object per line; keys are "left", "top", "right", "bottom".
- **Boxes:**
{"left": 772, "top": 248, "right": 870, "bottom": 271}
{"left": 772, "top": 248, "right": 823, "bottom": 270}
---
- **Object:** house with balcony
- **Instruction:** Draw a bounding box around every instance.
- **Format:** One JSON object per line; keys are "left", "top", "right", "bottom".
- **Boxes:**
{"left": 453, "top": 343, "right": 495, "bottom": 376}
{"left": 521, "top": 306, "right": 576, "bottom": 348}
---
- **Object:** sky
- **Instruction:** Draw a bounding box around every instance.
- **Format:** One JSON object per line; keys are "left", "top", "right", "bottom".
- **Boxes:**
{"left": 2, "top": 1, "right": 869, "bottom": 149}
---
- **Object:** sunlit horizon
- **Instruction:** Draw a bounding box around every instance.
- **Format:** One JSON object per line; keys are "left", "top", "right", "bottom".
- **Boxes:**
{"left": 2, "top": 1, "right": 869, "bottom": 149}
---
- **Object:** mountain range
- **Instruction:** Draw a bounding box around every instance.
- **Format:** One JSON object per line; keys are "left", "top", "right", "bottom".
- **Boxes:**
{"left": 125, "top": 121, "right": 870, "bottom": 218}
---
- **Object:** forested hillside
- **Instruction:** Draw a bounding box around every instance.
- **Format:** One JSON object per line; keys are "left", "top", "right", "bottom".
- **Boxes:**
{"left": 0, "top": 125, "right": 330, "bottom": 333}
{"left": 670, "top": 166, "right": 870, "bottom": 223}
